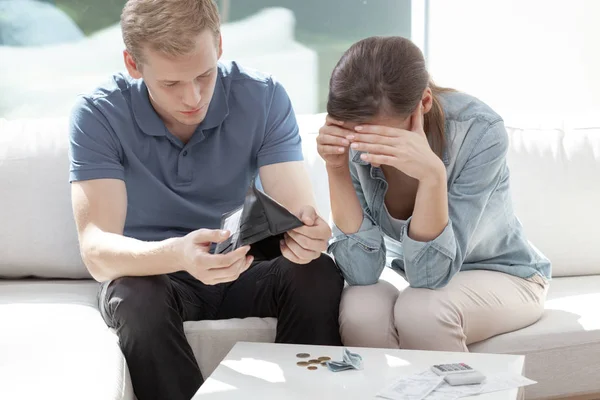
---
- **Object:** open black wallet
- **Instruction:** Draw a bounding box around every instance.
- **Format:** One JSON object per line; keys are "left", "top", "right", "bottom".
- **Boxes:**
{"left": 213, "top": 181, "right": 304, "bottom": 260}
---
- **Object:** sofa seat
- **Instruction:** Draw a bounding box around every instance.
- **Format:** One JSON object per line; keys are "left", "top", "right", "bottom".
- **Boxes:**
{"left": 0, "top": 280, "right": 133, "bottom": 400}
{"left": 470, "top": 276, "right": 600, "bottom": 399}
{"left": 0, "top": 279, "right": 279, "bottom": 400}
{"left": 2, "top": 276, "right": 599, "bottom": 400}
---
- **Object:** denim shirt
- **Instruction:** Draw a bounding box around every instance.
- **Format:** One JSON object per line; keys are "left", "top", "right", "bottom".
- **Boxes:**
{"left": 328, "top": 91, "right": 552, "bottom": 289}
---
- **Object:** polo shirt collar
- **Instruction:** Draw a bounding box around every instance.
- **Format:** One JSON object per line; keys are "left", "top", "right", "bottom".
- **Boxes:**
{"left": 131, "top": 71, "right": 229, "bottom": 136}
{"left": 131, "top": 78, "right": 166, "bottom": 136}
{"left": 198, "top": 70, "right": 229, "bottom": 131}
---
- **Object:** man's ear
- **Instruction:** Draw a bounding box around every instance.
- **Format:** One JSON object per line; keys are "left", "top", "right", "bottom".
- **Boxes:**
{"left": 422, "top": 87, "right": 433, "bottom": 114}
{"left": 217, "top": 34, "right": 223, "bottom": 59}
{"left": 123, "top": 50, "right": 142, "bottom": 79}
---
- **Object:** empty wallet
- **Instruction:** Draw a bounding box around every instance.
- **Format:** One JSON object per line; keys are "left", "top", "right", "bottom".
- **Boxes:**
{"left": 213, "top": 180, "right": 304, "bottom": 260}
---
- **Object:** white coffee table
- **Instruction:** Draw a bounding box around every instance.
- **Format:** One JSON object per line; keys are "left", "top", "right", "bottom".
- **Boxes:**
{"left": 193, "top": 342, "right": 526, "bottom": 399}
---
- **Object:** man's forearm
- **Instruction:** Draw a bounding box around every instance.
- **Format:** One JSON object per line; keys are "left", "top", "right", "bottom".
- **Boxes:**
{"left": 409, "top": 171, "right": 449, "bottom": 242}
{"left": 259, "top": 161, "right": 320, "bottom": 216}
{"left": 81, "top": 227, "right": 182, "bottom": 282}
{"left": 328, "top": 166, "right": 364, "bottom": 234}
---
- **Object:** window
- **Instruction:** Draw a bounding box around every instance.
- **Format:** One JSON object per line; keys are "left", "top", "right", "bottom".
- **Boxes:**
{"left": 0, "top": 0, "right": 413, "bottom": 119}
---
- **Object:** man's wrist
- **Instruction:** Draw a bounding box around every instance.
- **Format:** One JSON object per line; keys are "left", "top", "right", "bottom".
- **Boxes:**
{"left": 163, "top": 237, "right": 185, "bottom": 273}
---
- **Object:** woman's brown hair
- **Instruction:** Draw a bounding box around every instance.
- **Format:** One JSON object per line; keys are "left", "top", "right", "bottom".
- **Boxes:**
{"left": 326, "top": 36, "right": 453, "bottom": 158}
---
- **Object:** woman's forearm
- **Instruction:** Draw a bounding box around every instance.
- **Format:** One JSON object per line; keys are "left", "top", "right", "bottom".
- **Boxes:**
{"left": 327, "top": 166, "right": 364, "bottom": 234}
{"left": 409, "top": 167, "right": 449, "bottom": 242}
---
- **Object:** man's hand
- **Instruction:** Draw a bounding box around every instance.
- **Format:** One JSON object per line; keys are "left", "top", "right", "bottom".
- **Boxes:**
{"left": 280, "top": 205, "right": 332, "bottom": 264}
{"left": 179, "top": 229, "right": 253, "bottom": 285}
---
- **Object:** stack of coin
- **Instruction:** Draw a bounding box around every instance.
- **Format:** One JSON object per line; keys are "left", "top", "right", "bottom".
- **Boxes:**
{"left": 296, "top": 353, "right": 331, "bottom": 370}
{"left": 318, "top": 356, "right": 331, "bottom": 366}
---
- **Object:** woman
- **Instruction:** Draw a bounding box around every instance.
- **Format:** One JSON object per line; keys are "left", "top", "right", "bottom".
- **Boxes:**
{"left": 318, "top": 36, "right": 551, "bottom": 351}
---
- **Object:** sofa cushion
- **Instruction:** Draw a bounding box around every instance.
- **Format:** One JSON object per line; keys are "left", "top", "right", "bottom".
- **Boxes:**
{"left": 0, "top": 280, "right": 134, "bottom": 400}
{"left": 297, "top": 113, "right": 330, "bottom": 221}
{"left": 184, "top": 318, "right": 277, "bottom": 378}
{"left": 0, "top": 118, "right": 88, "bottom": 279}
{"left": 0, "top": 0, "right": 84, "bottom": 46}
{"left": 506, "top": 121, "right": 600, "bottom": 277}
{"left": 469, "top": 275, "right": 600, "bottom": 399}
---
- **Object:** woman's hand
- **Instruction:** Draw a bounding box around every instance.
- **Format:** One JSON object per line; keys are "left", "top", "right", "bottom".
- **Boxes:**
{"left": 349, "top": 103, "right": 445, "bottom": 182}
{"left": 317, "top": 116, "right": 352, "bottom": 169}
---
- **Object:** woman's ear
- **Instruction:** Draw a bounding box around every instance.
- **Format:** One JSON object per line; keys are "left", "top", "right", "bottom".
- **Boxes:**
{"left": 422, "top": 87, "right": 433, "bottom": 114}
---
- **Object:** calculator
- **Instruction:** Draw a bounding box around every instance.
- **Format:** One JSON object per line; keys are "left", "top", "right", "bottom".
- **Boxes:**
{"left": 432, "top": 363, "right": 474, "bottom": 375}
{"left": 431, "top": 363, "right": 486, "bottom": 386}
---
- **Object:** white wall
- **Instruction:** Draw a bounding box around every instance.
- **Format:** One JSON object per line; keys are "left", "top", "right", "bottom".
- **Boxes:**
{"left": 426, "top": 0, "right": 600, "bottom": 125}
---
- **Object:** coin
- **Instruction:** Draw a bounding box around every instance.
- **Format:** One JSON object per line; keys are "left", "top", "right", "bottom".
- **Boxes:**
{"left": 320, "top": 362, "right": 327, "bottom": 366}
{"left": 296, "top": 353, "right": 310, "bottom": 358}
{"left": 308, "top": 359, "right": 320, "bottom": 364}
{"left": 318, "top": 356, "right": 331, "bottom": 361}
{"left": 296, "top": 361, "right": 310, "bottom": 367}
{"left": 307, "top": 366, "right": 318, "bottom": 370}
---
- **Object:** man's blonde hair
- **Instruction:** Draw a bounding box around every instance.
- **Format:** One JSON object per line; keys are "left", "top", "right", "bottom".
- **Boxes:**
{"left": 121, "top": 0, "right": 221, "bottom": 64}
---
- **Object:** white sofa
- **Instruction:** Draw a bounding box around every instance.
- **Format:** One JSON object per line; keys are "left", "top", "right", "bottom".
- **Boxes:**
{"left": 1, "top": 112, "right": 599, "bottom": 400}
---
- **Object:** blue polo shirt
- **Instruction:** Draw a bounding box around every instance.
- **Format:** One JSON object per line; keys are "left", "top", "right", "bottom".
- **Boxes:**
{"left": 69, "top": 61, "right": 303, "bottom": 242}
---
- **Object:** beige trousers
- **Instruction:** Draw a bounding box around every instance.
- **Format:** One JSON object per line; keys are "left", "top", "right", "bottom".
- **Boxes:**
{"left": 339, "top": 269, "right": 549, "bottom": 351}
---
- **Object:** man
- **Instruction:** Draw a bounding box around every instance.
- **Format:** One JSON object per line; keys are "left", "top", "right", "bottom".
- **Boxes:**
{"left": 68, "top": 1, "right": 343, "bottom": 399}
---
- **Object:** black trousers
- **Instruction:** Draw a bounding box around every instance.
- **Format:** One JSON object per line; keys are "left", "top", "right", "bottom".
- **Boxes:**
{"left": 98, "top": 254, "right": 344, "bottom": 400}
